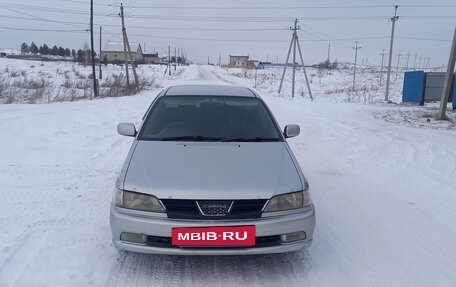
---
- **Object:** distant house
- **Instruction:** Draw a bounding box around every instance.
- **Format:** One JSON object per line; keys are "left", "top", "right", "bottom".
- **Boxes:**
{"left": 247, "top": 60, "right": 264, "bottom": 69}
{"left": 0, "top": 48, "right": 20, "bottom": 56}
{"left": 101, "top": 42, "right": 143, "bottom": 64}
{"left": 143, "top": 53, "right": 160, "bottom": 64}
{"left": 229, "top": 54, "right": 249, "bottom": 67}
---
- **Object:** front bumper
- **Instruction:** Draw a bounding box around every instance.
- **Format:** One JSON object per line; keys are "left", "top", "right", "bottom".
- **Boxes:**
{"left": 110, "top": 203, "right": 316, "bottom": 255}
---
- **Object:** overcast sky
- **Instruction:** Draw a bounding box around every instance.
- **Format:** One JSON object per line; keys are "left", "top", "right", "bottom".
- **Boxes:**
{"left": 0, "top": 0, "right": 455, "bottom": 67}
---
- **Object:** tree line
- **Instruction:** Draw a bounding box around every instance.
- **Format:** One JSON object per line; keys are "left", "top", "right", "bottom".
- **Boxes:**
{"left": 20, "top": 42, "right": 95, "bottom": 63}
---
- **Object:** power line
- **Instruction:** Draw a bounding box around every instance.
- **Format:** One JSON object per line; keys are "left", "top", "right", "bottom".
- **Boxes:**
{"left": 1, "top": 2, "right": 455, "bottom": 19}
{"left": 0, "top": 13, "right": 388, "bottom": 35}
{"left": 297, "top": 32, "right": 389, "bottom": 42}
{"left": 2, "top": 12, "right": 450, "bottom": 43}
{"left": 0, "top": 7, "right": 87, "bottom": 28}
{"left": 0, "top": 18, "right": 449, "bottom": 47}
{"left": 0, "top": 2, "right": 112, "bottom": 16}
{"left": 122, "top": 14, "right": 392, "bottom": 22}
{"left": 113, "top": 14, "right": 455, "bottom": 22}
{"left": 1, "top": 3, "right": 454, "bottom": 22}
{"left": 396, "top": 36, "right": 452, "bottom": 42}
{"left": 400, "top": 16, "right": 456, "bottom": 20}
{"left": 52, "top": 2, "right": 456, "bottom": 10}
{"left": 120, "top": 14, "right": 295, "bottom": 22}
{"left": 121, "top": 5, "right": 395, "bottom": 9}
{"left": 0, "top": 25, "right": 87, "bottom": 32}
{"left": 1, "top": 1, "right": 454, "bottom": 53}
{"left": 57, "top": 0, "right": 111, "bottom": 6}
{"left": 113, "top": 26, "right": 289, "bottom": 32}
{"left": 0, "top": 14, "right": 290, "bottom": 31}
{"left": 400, "top": 4, "right": 456, "bottom": 8}
{"left": 123, "top": 33, "right": 290, "bottom": 43}
{"left": 0, "top": 14, "right": 89, "bottom": 28}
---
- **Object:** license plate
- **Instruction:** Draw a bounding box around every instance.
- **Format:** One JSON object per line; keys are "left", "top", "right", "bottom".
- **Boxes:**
{"left": 172, "top": 225, "right": 255, "bottom": 247}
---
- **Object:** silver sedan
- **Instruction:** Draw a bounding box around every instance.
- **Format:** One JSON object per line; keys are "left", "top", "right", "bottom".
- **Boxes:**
{"left": 110, "top": 84, "right": 316, "bottom": 255}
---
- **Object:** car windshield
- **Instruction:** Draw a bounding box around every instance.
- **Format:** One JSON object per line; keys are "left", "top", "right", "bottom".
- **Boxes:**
{"left": 139, "top": 96, "right": 282, "bottom": 141}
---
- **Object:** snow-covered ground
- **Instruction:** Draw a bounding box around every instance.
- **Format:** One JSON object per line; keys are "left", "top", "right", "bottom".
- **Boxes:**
{"left": 0, "top": 61, "right": 455, "bottom": 287}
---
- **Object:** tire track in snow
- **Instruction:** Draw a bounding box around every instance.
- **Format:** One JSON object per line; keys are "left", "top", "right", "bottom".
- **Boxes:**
{"left": 107, "top": 252, "right": 186, "bottom": 287}
{"left": 0, "top": 232, "right": 31, "bottom": 282}
{"left": 191, "top": 66, "right": 236, "bottom": 85}
{"left": 206, "top": 68, "right": 236, "bottom": 85}
{"left": 103, "top": 251, "right": 312, "bottom": 287}
{"left": 106, "top": 251, "right": 137, "bottom": 287}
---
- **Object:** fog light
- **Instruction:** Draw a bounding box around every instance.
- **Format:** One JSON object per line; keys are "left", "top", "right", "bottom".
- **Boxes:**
{"left": 120, "top": 232, "right": 148, "bottom": 244}
{"left": 280, "top": 232, "right": 306, "bottom": 243}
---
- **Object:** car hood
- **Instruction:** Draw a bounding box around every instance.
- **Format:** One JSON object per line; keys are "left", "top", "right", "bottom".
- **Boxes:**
{"left": 122, "top": 141, "right": 303, "bottom": 200}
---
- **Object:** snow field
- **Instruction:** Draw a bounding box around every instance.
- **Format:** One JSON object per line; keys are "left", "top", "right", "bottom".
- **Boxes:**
{"left": 0, "top": 63, "right": 455, "bottom": 287}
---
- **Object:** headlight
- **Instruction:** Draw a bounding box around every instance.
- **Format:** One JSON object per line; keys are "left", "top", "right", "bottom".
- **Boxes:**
{"left": 115, "top": 189, "right": 165, "bottom": 212}
{"left": 263, "top": 190, "right": 311, "bottom": 213}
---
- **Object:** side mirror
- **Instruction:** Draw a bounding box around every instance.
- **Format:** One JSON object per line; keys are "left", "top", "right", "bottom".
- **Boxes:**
{"left": 117, "top": 123, "right": 137, "bottom": 137}
{"left": 284, "top": 124, "right": 300, "bottom": 138}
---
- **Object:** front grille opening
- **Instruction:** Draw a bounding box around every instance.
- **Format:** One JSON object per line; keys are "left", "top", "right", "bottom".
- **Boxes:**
{"left": 143, "top": 235, "right": 282, "bottom": 249}
{"left": 160, "top": 199, "right": 267, "bottom": 220}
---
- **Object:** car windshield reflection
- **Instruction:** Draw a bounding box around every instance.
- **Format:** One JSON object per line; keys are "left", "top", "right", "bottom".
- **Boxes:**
{"left": 139, "top": 96, "right": 282, "bottom": 142}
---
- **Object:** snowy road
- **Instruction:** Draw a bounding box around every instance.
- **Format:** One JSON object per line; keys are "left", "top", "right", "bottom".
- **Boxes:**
{"left": 1, "top": 65, "right": 455, "bottom": 287}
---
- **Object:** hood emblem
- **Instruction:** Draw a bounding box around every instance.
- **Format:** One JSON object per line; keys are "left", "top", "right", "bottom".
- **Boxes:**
{"left": 196, "top": 200, "right": 234, "bottom": 216}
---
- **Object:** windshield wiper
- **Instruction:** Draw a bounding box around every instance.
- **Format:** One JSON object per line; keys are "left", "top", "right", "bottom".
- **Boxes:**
{"left": 159, "top": 135, "right": 280, "bottom": 142}
{"left": 220, "top": 137, "right": 280, "bottom": 142}
{"left": 160, "top": 135, "right": 225, "bottom": 141}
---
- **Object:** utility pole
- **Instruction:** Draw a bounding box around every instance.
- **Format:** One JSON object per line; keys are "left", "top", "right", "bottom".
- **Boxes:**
{"left": 385, "top": 5, "right": 399, "bottom": 102}
{"left": 174, "top": 47, "right": 177, "bottom": 71}
{"left": 380, "top": 49, "right": 386, "bottom": 86}
{"left": 327, "top": 42, "right": 331, "bottom": 63}
{"left": 437, "top": 27, "right": 456, "bottom": 119}
{"left": 168, "top": 45, "right": 171, "bottom": 76}
{"left": 120, "top": 4, "right": 138, "bottom": 93}
{"left": 120, "top": 4, "right": 130, "bottom": 88}
{"left": 124, "top": 32, "right": 139, "bottom": 92}
{"left": 99, "top": 26, "right": 102, "bottom": 80}
{"left": 90, "top": 0, "right": 98, "bottom": 97}
{"left": 292, "top": 20, "right": 297, "bottom": 97}
{"left": 353, "top": 41, "right": 361, "bottom": 91}
{"left": 278, "top": 19, "right": 312, "bottom": 99}
{"left": 419, "top": 56, "right": 422, "bottom": 70}
{"left": 405, "top": 51, "right": 410, "bottom": 71}
{"left": 413, "top": 53, "right": 417, "bottom": 70}
{"left": 395, "top": 51, "right": 402, "bottom": 81}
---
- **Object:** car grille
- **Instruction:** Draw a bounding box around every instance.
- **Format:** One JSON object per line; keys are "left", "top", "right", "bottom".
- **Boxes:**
{"left": 160, "top": 199, "right": 268, "bottom": 220}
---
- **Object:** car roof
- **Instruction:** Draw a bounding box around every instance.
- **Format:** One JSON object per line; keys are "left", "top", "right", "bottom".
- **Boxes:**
{"left": 163, "top": 85, "right": 257, "bottom": 98}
